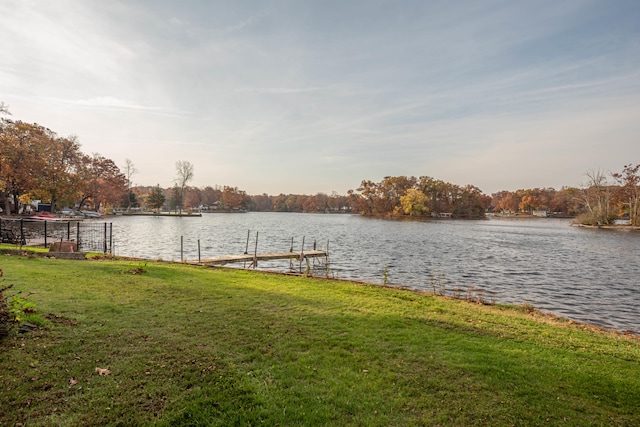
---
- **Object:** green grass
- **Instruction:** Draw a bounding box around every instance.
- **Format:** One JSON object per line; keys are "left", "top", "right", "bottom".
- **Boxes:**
{"left": 0, "top": 243, "right": 50, "bottom": 253}
{"left": 1, "top": 255, "right": 639, "bottom": 426}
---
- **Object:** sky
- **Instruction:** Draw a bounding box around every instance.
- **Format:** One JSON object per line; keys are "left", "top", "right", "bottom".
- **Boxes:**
{"left": 1, "top": 0, "right": 639, "bottom": 196}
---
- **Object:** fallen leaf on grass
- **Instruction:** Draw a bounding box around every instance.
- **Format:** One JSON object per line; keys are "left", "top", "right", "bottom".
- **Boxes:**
{"left": 95, "top": 367, "right": 111, "bottom": 376}
{"left": 121, "top": 268, "right": 146, "bottom": 275}
{"left": 69, "top": 377, "right": 79, "bottom": 386}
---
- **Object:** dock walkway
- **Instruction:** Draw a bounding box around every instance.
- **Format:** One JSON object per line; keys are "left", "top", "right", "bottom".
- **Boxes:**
{"left": 191, "top": 250, "right": 327, "bottom": 267}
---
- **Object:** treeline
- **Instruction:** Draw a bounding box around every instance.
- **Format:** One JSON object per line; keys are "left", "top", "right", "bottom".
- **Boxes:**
{"left": 0, "top": 114, "right": 126, "bottom": 214}
{"left": 347, "top": 176, "right": 491, "bottom": 218}
{"left": 345, "top": 167, "right": 639, "bottom": 226}
{"left": 491, "top": 187, "right": 582, "bottom": 215}
{"left": 131, "top": 185, "right": 351, "bottom": 213}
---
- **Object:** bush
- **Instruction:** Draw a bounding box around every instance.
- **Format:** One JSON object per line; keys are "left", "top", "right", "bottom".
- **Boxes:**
{"left": 0, "top": 270, "right": 46, "bottom": 339}
{"left": 574, "top": 212, "right": 617, "bottom": 226}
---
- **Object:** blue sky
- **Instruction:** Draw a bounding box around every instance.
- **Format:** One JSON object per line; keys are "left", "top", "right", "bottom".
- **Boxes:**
{"left": 1, "top": 0, "right": 639, "bottom": 195}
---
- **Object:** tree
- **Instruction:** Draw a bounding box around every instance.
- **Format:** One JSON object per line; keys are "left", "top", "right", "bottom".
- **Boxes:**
{"left": 455, "top": 185, "right": 488, "bottom": 218}
{"left": 400, "top": 188, "right": 428, "bottom": 216}
{"left": 38, "top": 134, "right": 83, "bottom": 212}
{"left": 519, "top": 190, "right": 542, "bottom": 213}
{"left": 577, "top": 169, "right": 616, "bottom": 225}
{"left": 0, "top": 121, "right": 47, "bottom": 213}
{"left": 146, "top": 184, "right": 166, "bottom": 213}
{"left": 0, "top": 102, "right": 10, "bottom": 116}
{"left": 174, "top": 161, "right": 194, "bottom": 214}
{"left": 612, "top": 164, "right": 640, "bottom": 225}
{"left": 76, "top": 154, "right": 127, "bottom": 211}
{"left": 183, "top": 186, "right": 202, "bottom": 209}
{"left": 221, "top": 186, "right": 249, "bottom": 210}
{"left": 123, "top": 159, "right": 137, "bottom": 211}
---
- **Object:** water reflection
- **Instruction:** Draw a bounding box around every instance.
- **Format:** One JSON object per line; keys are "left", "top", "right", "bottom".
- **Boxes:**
{"left": 107, "top": 213, "right": 640, "bottom": 333}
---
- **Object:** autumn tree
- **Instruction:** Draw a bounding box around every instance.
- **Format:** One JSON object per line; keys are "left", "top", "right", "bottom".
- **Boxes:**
{"left": 76, "top": 154, "right": 127, "bottom": 211}
{"left": 250, "top": 193, "right": 273, "bottom": 211}
{"left": 221, "top": 186, "right": 249, "bottom": 210}
{"left": 400, "top": 188, "right": 428, "bottom": 216}
{"left": 0, "top": 121, "right": 49, "bottom": 213}
{"left": 492, "top": 191, "right": 520, "bottom": 213}
{"left": 612, "top": 163, "right": 640, "bottom": 225}
{"left": 518, "top": 189, "right": 542, "bottom": 213}
{"left": 183, "top": 186, "right": 202, "bottom": 209}
{"left": 201, "top": 186, "right": 222, "bottom": 207}
{"left": 0, "top": 121, "right": 86, "bottom": 213}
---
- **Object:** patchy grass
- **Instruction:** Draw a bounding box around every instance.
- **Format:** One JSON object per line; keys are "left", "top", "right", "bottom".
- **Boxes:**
{"left": 0, "top": 255, "right": 639, "bottom": 426}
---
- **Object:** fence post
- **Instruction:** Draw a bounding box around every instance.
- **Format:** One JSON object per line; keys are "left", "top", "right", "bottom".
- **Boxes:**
{"left": 20, "top": 219, "right": 24, "bottom": 249}
{"left": 44, "top": 220, "right": 48, "bottom": 248}
{"left": 109, "top": 223, "right": 113, "bottom": 254}
{"left": 76, "top": 222, "right": 81, "bottom": 252}
{"left": 198, "top": 239, "right": 201, "bottom": 263}
{"left": 103, "top": 223, "right": 107, "bottom": 253}
{"left": 67, "top": 221, "right": 71, "bottom": 241}
{"left": 181, "top": 235, "right": 184, "bottom": 263}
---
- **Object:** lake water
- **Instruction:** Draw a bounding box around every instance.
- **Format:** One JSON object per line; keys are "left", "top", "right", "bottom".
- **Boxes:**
{"left": 106, "top": 213, "right": 640, "bottom": 334}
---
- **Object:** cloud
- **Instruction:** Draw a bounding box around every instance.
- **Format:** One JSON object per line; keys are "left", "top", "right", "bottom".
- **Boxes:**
{"left": 1, "top": 0, "right": 639, "bottom": 195}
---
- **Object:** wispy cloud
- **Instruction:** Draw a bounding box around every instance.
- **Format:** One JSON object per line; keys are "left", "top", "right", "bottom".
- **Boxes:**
{"left": 1, "top": 0, "right": 639, "bottom": 194}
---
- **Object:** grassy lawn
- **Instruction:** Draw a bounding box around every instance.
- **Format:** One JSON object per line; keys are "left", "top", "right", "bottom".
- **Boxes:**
{"left": 1, "top": 255, "right": 639, "bottom": 426}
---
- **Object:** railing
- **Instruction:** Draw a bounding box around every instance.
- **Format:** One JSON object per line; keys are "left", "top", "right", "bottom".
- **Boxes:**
{"left": 0, "top": 217, "right": 112, "bottom": 253}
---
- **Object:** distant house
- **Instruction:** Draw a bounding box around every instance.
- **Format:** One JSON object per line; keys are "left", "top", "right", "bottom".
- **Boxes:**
{"left": 532, "top": 210, "right": 549, "bottom": 217}
{"left": 431, "top": 212, "right": 453, "bottom": 218}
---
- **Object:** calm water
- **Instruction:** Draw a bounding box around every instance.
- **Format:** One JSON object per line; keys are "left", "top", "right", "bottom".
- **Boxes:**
{"left": 106, "top": 213, "right": 640, "bottom": 333}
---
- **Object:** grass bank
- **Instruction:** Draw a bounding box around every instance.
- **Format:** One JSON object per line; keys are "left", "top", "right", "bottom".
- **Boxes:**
{"left": 1, "top": 255, "right": 638, "bottom": 426}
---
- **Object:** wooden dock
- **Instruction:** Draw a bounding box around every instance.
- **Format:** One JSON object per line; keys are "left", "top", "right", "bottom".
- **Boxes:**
{"left": 191, "top": 250, "right": 328, "bottom": 267}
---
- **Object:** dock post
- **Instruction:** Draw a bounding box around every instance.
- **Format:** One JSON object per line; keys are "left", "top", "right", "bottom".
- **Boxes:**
{"left": 243, "top": 229, "right": 250, "bottom": 268}
{"left": 252, "top": 231, "right": 259, "bottom": 268}
{"left": 299, "top": 236, "right": 305, "bottom": 273}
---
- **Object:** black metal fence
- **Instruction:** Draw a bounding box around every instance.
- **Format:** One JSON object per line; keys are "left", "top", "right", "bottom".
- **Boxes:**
{"left": 0, "top": 218, "right": 112, "bottom": 253}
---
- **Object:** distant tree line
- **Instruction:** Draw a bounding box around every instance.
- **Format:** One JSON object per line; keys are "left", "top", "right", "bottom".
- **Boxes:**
{"left": 345, "top": 168, "right": 639, "bottom": 225}
{"left": 130, "top": 185, "right": 351, "bottom": 214}
{"left": 347, "top": 176, "right": 491, "bottom": 218}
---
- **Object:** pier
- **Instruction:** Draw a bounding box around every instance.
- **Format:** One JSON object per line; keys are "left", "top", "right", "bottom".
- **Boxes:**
{"left": 184, "top": 230, "right": 330, "bottom": 273}
{"left": 193, "top": 250, "right": 327, "bottom": 267}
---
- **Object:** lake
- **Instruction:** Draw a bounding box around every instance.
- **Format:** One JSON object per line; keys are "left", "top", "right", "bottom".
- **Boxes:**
{"left": 106, "top": 212, "right": 640, "bottom": 334}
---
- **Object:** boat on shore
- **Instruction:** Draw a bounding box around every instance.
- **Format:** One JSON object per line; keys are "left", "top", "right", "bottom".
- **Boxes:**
{"left": 29, "top": 213, "right": 67, "bottom": 221}
{"left": 79, "top": 211, "right": 102, "bottom": 218}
